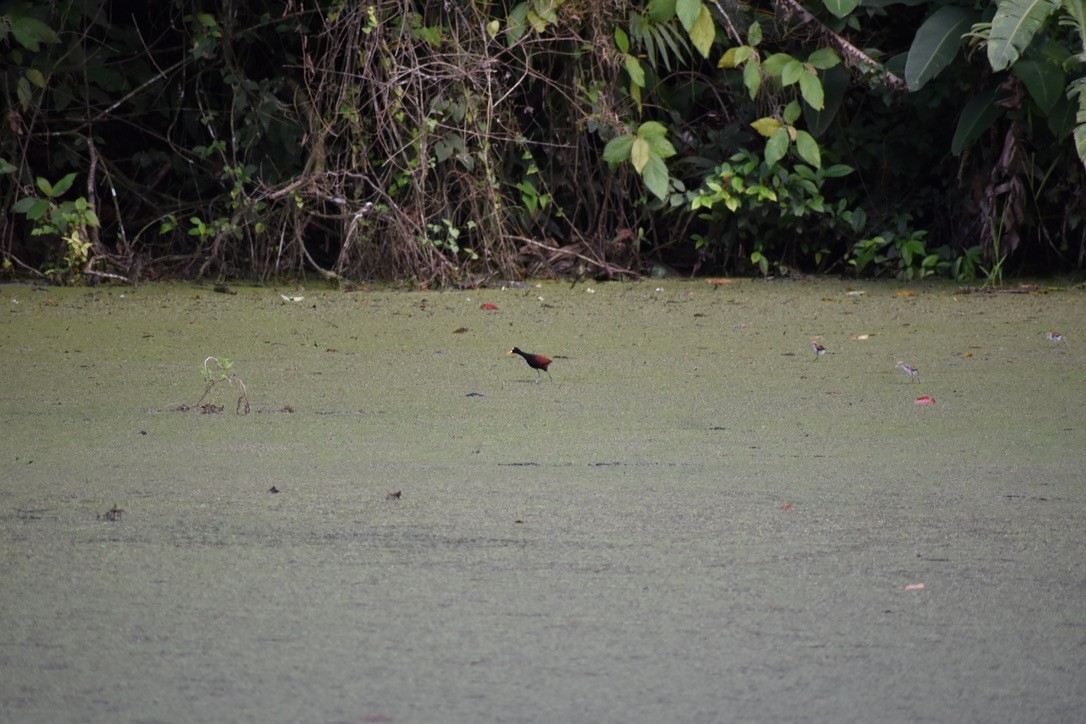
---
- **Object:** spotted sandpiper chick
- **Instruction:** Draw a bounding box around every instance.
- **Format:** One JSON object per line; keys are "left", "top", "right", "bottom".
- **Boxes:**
{"left": 896, "top": 360, "right": 920, "bottom": 382}
{"left": 812, "top": 342, "right": 827, "bottom": 359}
{"left": 1046, "top": 331, "right": 1065, "bottom": 343}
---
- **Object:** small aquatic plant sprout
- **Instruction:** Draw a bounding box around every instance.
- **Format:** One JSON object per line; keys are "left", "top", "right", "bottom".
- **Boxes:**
{"left": 197, "top": 356, "right": 252, "bottom": 414}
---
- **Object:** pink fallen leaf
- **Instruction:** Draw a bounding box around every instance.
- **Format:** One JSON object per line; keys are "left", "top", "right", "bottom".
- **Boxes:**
{"left": 903, "top": 582, "right": 925, "bottom": 590}
{"left": 914, "top": 396, "right": 936, "bottom": 405}
{"left": 480, "top": 303, "right": 499, "bottom": 311}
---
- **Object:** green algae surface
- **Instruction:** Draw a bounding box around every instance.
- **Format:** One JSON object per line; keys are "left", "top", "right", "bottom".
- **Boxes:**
{"left": 1, "top": 280, "right": 1084, "bottom": 723}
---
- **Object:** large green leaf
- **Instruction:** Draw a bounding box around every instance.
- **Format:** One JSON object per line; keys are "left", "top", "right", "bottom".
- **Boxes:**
{"left": 640, "top": 154, "right": 671, "bottom": 200}
{"left": 765, "top": 128, "right": 790, "bottom": 166}
{"left": 807, "top": 48, "right": 841, "bottom": 70}
{"left": 602, "top": 135, "right": 635, "bottom": 163}
{"left": 794, "top": 130, "right": 822, "bottom": 168}
{"left": 676, "top": 0, "right": 701, "bottom": 30}
{"left": 743, "top": 60, "right": 761, "bottom": 99}
{"left": 804, "top": 65, "right": 849, "bottom": 137}
{"left": 905, "top": 6, "right": 976, "bottom": 91}
{"left": 1013, "top": 58, "right": 1065, "bottom": 112}
{"left": 798, "top": 70, "right": 825, "bottom": 110}
{"left": 1069, "top": 79, "right": 1086, "bottom": 169}
{"left": 648, "top": 0, "right": 678, "bottom": 23}
{"left": 8, "top": 16, "right": 60, "bottom": 52}
{"left": 988, "top": 0, "right": 1059, "bottom": 71}
{"left": 824, "top": 0, "right": 860, "bottom": 18}
{"left": 631, "top": 137, "right": 651, "bottom": 173}
{"left": 638, "top": 121, "right": 677, "bottom": 158}
{"left": 951, "top": 88, "right": 1002, "bottom": 155}
{"left": 688, "top": 5, "right": 715, "bottom": 58}
{"left": 624, "top": 54, "right": 645, "bottom": 87}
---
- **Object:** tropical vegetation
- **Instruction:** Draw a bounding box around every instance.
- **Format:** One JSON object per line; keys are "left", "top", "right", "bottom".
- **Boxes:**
{"left": 3, "top": 0, "right": 1085, "bottom": 285}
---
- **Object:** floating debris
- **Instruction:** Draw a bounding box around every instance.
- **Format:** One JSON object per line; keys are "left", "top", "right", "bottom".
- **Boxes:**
{"left": 97, "top": 505, "right": 124, "bottom": 522}
{"left": 896, "top": 361, "right": 920, "bottom": 382}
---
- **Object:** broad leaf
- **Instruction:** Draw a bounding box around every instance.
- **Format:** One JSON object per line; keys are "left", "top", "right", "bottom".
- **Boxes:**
{"left": 822, "top": 163, "right": 854, "bottom": 178}
{"left": 795, "top": 130, "right": 822, "bottom": 168}
{"left": 781, "top": 59, "right": 805, "bottom": 86}
{"left": 602, "top": 135, "right": 635, "bottom": 163}
{"left": 952, "top": 88, "right": 1002, "bottom": 155}
{"left": 743, "top": 60, "right": 762, "bottom": 99}
{"left": 718, "top": 46, "right": 751, "bottom": 69}
{"left": 765, "top": 128, "right": 790, "bottom": 166}
{"left": 1069, "top": 80, "right": 1086, "bottom": 169}
{"left": 751, "top": 117, "right": 783, "bottom": 137}
{"left": 824, "top": 0, "right": 860, "bottom": 17}
{"left": 688, "top": 6, "right": 715, "bottom": 58}
{"left": 645, "top": 135, "right": 677, "bottom": 159}
{"left": 988, "top": 0, "right": 1059, "bottom": 72}
{"left": 804, "top": 65, "right": 849, "bottom": 137}
{"left": 631, "top": 137, "right": 651, "bottom": 173}
{"left": 9, "top": 16, "right": 61, "bottom": 52}
{"left": 648, "top": 0, "right": 678, "bottom": 23}
{"left": 638, "top": 121, "right": 677, "bottom": 158}
{"left": 807, "top": 48, "right": 841, "bottom": 70}
{"left": 905, "top": 6, "right": 976, "bottom": 91}
{"left": 676, "top": 0, "right": 702, "bottom": 30}
{"left": 783, "top": 100, "right": 802, "bottom": 125}
{"left": 625, "top": 54, "right": 646, "bottom": 87}
{"left": 637, "top": 121, "right": 669, "bottom": 141}
{"left": 1013, "top": 58, "right": 1065, "bottom": 112}
{"left": 748, "top": 21, "right": 763, "bottom": 47}
{"left": 52, "top": 172, "right": 78, "bottom": 197}
{"left": 762, "top": 53, "right": 792, "bottom": 77}
{"left": 640, "top": 154, "right": 671, "bottom": 200}
{"left": 12, "top": 197, "right": 37, "bottom": 213}
{"left": 615, "top": 27, "right": 630, "bottom": 53}
{"left": 798, "top": 70, "right": 825, "bottom": 110}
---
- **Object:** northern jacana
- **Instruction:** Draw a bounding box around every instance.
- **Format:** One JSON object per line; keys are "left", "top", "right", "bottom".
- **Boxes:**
{"left": 508, "top": 347, "right": 553, "bottom": 383}
{"left": 896, "top": 360, "right": 920, "bottom": 382}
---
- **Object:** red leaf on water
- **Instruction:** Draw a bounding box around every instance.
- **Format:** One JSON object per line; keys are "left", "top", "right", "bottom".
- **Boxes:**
{"left": 903, "top": 582, "right": 925, "bottom": 590}
{"left": 914, "top": 396, "right": 936, "bottom": 405}
{"left": 480, "top": 303, "right": 499, "bottom": 310}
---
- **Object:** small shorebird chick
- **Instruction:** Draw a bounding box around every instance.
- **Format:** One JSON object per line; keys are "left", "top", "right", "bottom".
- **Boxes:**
{"left": 812, "top": 342, "right": 827, "bottom": 359}
{"left": 896, "top": 361, "right": 920, "bottom": 382}
{"left": 1046, "top": 331, "right": 1065, "bottom": 343}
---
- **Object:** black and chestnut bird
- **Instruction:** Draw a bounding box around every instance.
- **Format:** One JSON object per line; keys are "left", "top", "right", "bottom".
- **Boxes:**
{"left": 507, "top": 347, "right": 553, "bottom": 383}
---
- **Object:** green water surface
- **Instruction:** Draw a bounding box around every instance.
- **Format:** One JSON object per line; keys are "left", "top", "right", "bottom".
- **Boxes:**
{"left": 1, "top": 279, "right": 1083, "bottom": 723}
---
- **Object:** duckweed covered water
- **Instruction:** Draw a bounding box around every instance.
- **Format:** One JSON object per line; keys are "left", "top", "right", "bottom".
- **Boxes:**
{"left": 1, "top": 279, "right": 1084, "bottom": 723}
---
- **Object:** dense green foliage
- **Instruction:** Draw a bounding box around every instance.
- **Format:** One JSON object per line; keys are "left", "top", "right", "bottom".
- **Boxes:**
{"left": 3, "top": 0, "right": 1085, "bottom": 284}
